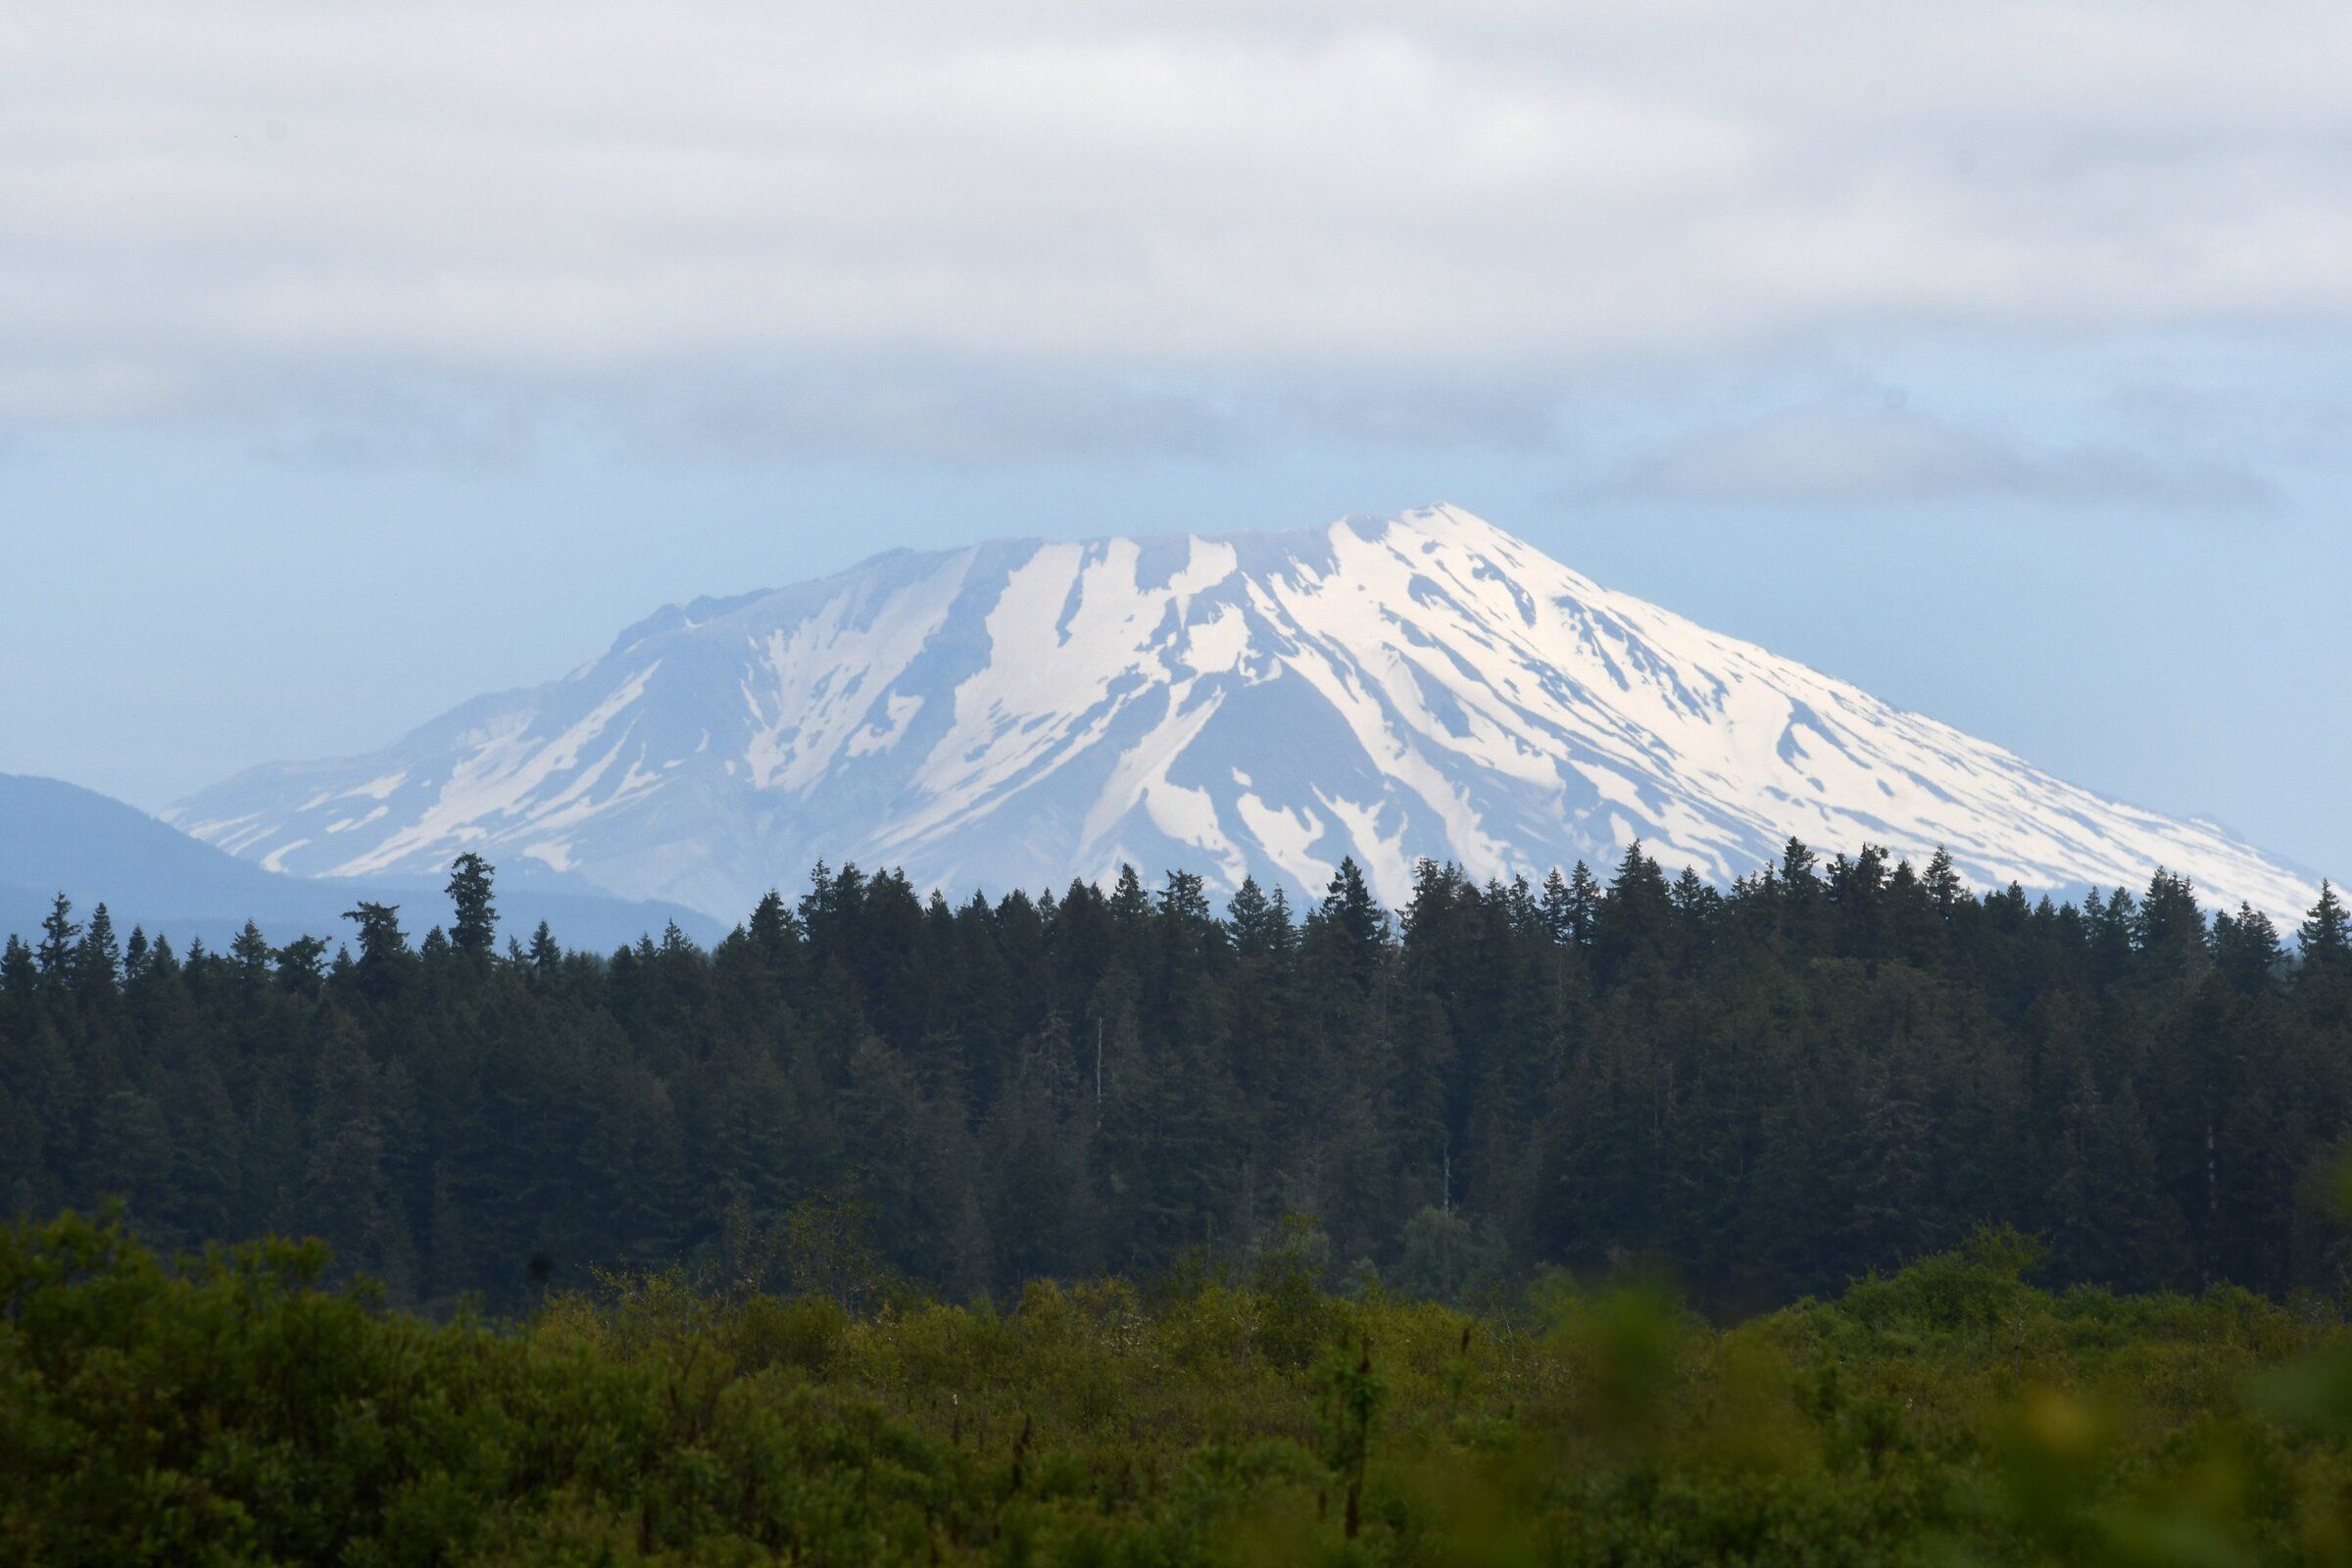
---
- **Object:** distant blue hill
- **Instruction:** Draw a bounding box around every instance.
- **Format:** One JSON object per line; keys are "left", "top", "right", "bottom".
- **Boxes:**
{"left": 0, "top": 773, "right": 727, "bottom": 954}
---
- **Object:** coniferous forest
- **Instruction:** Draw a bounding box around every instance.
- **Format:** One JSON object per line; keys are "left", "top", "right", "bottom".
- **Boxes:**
{"left": 7, "top": 842, "right": 2351, "bottom": 1316}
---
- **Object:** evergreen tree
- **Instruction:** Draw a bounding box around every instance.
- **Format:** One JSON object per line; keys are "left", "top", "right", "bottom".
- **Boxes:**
{"left": 2215, "top": 906, "right": 2285, "bottom": 996}
{"left": 275, "top": 935, "right": 329, "bottom": 997}
{"left": 2134, "top": 869, "right": 2210, "bottom": 987}
{"left": 1592, "top": 842, "right": 1674, "bottom": 988}
{"left": 3, "top": 845, "right": 2346, "bottom": 1316}
{"left": 2301, "top": 881, "right": 2350, "bottom": 964}
{"left": 35, "top": 894, "right": 78, "bottom": 978}
{"left": 2297, "top": 882, "right": 2352, "bottom": 1030}
{"left": 73, "top": 904, "right": 122, "bottom": 1008}
{"left": 1924, "top": 848, "right": 1965, "bottom": 912}
{"left": 341, "top": 903, "right": 413, "bottom": 1001}
{"left": 447, "top": 853, "right": 499, "bottom": 958}
{"left": 303, "top": 1014, "right": 414, "bottom": 1297}
{"left": 229, "top": 921, "right": 272, "bottom": 986}
{"left": 0, "top": 934, "right": 34, "bottom": 1001}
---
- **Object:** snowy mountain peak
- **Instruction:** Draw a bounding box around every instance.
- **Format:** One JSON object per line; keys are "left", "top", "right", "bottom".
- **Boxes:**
{"left": 168, "top": 508, "right": 2327, "bottom": 926}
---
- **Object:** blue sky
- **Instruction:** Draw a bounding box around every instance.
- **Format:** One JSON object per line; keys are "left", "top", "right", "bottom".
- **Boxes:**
{"left": 3, "top": 1, "right": 2348, "bottom": 884}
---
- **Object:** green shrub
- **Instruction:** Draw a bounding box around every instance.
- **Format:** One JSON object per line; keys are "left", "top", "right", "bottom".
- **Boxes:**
{"left": 9, "top": 1207, "right": 2352, "bottom": 1565}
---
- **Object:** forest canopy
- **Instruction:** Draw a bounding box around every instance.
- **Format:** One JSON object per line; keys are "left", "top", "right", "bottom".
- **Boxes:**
{"left": 4, "top": 843, "right": 2350, "bottom": 1315}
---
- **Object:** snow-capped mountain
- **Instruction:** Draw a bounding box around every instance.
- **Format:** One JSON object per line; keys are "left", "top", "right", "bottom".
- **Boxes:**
{"left": 169, "top": 507, "right": 2326, "bottom": 926}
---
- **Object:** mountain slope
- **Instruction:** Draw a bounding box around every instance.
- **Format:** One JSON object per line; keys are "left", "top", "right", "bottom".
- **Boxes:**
{"left": 168, "top": 507, "right": 2327, "bottom": 924}
{"left": 1, "top": 773, "right": 724, "bottom": 951}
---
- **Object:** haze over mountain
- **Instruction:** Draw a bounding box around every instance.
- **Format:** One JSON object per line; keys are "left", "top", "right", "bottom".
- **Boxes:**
{"left": 169, "top": 507, "right": 2326, "bottom": 926}
{"left": 0, "top": 773, "right": 723, "bottom": 952}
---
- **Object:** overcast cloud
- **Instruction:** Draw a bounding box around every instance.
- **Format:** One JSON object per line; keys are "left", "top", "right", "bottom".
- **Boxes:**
{"left": 7, "top": 3, "right": 2352, "bottom": 878}
{"left": 4, "top": 0, "right": 2349, "bottom": 438}
{"left": 1597, "top": 404, "right": 2282, "bottom": 512}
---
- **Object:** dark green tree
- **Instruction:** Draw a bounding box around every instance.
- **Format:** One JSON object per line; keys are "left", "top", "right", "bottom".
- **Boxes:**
{"left": 447, "top": 853, "right": 499, "bottom": 958}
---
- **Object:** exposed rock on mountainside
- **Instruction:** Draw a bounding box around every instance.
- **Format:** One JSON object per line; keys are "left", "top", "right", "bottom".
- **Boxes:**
{"left": 169, "top": 507, "right": 2325, "bottom": 924}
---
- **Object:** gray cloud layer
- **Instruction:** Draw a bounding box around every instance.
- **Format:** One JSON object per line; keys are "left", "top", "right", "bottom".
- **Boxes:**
{"left": 4, "top": 0, "right": 2349, "bottom": 432}
{"left": 1599, "top": 405, "right": 2281, "bottom": 512}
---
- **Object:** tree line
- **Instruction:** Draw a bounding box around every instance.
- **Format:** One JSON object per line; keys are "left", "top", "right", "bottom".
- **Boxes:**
{"left": 4, "top": 843, "right": 2349, "bottom": 1314}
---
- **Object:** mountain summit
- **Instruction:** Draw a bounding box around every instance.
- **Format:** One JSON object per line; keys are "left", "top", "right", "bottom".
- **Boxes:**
{"left": 170, "top": 507, "right": 2323, "bottom": 923}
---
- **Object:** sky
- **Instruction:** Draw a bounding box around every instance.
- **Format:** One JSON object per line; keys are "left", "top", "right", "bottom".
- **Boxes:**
{"left": 3, "top": 0, "right": 2348, "bottom": 882}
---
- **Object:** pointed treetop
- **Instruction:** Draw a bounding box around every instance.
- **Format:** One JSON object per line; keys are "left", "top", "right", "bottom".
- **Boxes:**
{"left": 748, "top": 890, "right": 794, "bottom": 952}
{"left": 2, "top": 934, "right": 35, "bottom": 996}
{"left": 1109, "top": 863, "right": 1150, "bottom": 923}
{"left": 2133, "top": 868, "right": 2209, "bottom": 981}
{"left": 2215, "top": 904, "right": 2283, "bottom": 995}
{"left": 2302, "top": 880, "right": 2350, "bottom": 965}
{"left": 230, "top": 920, "right": 271, "bottom": 979}
{"left": 77, "top": 905, "right": 122, "bottom": 993}
{"left": 1923, "top": 847, "right": 1964, "bottom": 910}
{"left": 1312, "top": 857, "right": 1390, "bottom": 967}
{"left": 1608, "top": 842, "right": 1669, "bottom": 905}
{"left": 447, "top": 853, "right": 499, "bottom": 958}
{"left": 340, "top": 904, "right": 411, "bottom": 999}
{"left": 1226, "top": 875, "right": 1286, "bottom": 958}
{"left": 36, "top": 893, "right": 78, "bottom": 976}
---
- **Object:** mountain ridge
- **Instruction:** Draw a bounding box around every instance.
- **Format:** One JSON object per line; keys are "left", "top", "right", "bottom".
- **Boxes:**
{"left": 167, "top": 506, "right": 2328, "bottom": 925}
{"left": 1, "top": 773, "right": 726, "bottom": 951}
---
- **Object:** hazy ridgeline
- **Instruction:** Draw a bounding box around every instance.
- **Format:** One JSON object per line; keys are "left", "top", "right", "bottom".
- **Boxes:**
{"left": 4, "top": 844, "right": 2350, "bottom": 1315}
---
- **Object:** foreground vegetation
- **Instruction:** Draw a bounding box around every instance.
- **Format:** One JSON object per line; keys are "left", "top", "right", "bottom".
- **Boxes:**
{"left": 6, "top": 847, "right": 2351, "bottom": 1315}
{"left": 11, "top": 1208, "right": 2352, "bottom": 1565}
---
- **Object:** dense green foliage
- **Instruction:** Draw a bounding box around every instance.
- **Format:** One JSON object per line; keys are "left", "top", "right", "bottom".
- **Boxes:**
{"left": 4, "top": 845, "right": 2351, "bottom": 1313}
{"left": 11, "top": 1207, "right": 2352, "bottom": 1565}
